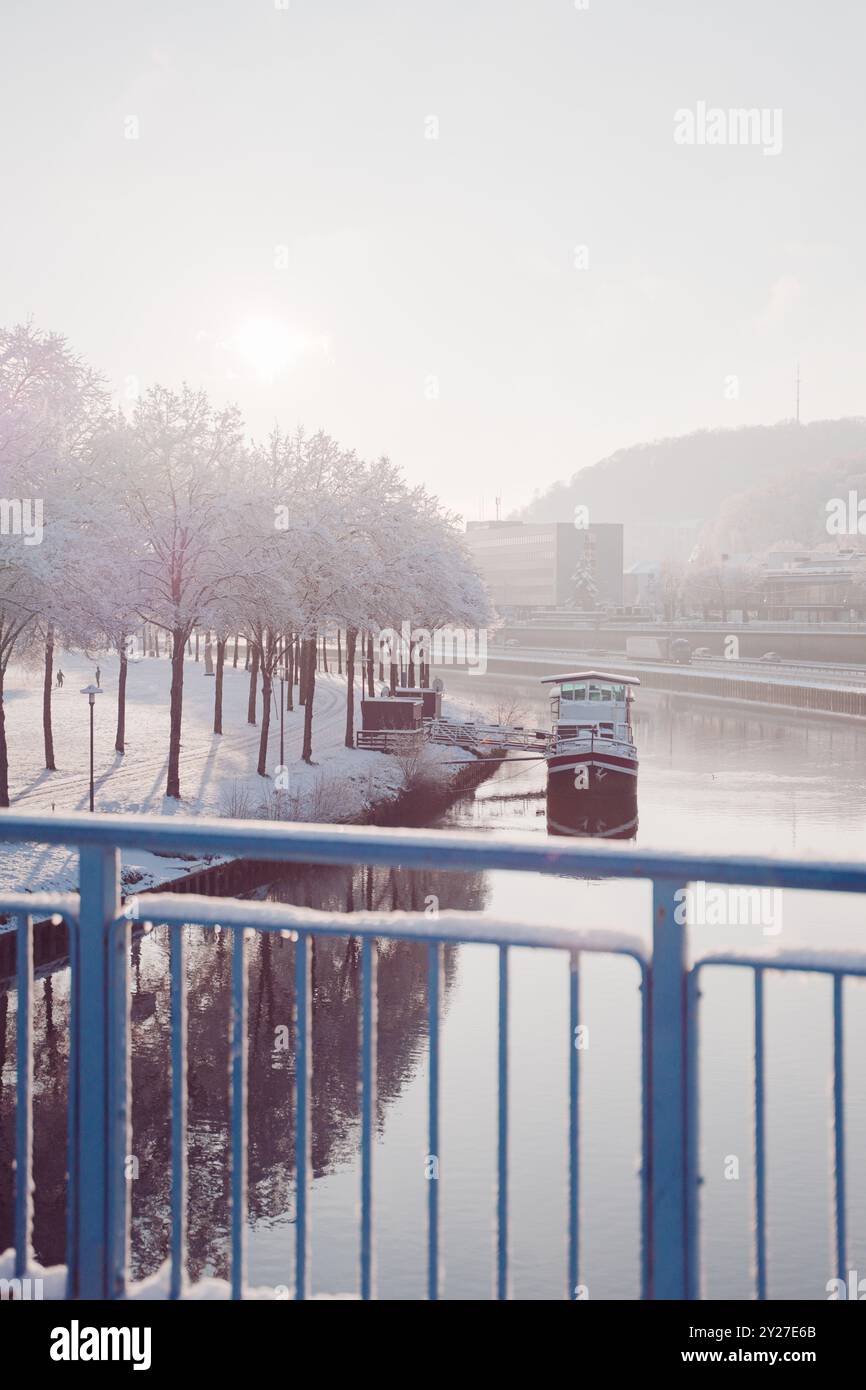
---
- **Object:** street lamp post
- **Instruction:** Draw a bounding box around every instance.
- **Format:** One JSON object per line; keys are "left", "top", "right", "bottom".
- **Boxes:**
{"left": 79, "top": 684, "right": 104, "bottom": 812}
{"left": 278, "top": 665, "right": 288, "bottom": 766}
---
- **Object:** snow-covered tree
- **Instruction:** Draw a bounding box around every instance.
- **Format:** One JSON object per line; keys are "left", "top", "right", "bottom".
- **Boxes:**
{"left": 0, "top": 323, "right": 108, "bottom": 802}
{"left": 570, "top": 561, "right": 598, "bottom": 609}
{"left": 115, "top": 386, "right": 244, "bottom": 798}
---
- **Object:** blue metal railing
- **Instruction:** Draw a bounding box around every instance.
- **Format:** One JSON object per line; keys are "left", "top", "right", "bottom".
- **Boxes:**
{"left": 1, "top": 811, "right": 865, "bottom": 1301}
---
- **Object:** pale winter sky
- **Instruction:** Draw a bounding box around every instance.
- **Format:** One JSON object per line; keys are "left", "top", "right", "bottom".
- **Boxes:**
{"left": 2, "top": 0, "right": 865, "bottom": 520}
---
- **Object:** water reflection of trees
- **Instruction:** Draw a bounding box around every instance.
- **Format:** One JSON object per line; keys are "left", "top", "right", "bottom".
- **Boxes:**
{"left": 0, "top": 973, "right": 70, "bottom": 1264}
{"left": 0, "top": 860, "right": 486, "bottom": 1284}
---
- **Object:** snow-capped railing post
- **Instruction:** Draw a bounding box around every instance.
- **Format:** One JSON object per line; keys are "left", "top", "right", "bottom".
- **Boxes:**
{"left": 648, "top": 876, "right": 689, "bottom": 1300}
{"left": 73, "top": 844, "right": 124, "bottom": 1298}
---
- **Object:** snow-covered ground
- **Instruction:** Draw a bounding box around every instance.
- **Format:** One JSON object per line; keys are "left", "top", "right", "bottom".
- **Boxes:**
{"left": 0, "top": 648, "right": 473, "bottom": 896}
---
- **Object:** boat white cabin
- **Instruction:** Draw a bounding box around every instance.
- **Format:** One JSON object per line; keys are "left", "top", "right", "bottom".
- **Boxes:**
{"left": 541, "top": 670, "right": 640, "bottom": 744}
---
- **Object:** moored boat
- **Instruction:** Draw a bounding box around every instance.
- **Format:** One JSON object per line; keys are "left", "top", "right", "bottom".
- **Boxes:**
{"left": 541, "top": 670, "right": 640, "bottom": 798}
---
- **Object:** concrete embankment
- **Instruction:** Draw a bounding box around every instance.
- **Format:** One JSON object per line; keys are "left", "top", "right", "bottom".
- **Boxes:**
{"left": 483, "top": 651, "right": 866, "bottom": 719}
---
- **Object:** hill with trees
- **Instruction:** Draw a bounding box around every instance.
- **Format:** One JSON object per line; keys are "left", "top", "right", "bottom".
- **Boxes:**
{"left": 516, "top": 419, "right": 866, "bottom": 558}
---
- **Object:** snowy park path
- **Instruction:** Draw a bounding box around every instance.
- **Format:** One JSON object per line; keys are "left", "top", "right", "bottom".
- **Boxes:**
{"left": 8, "top": 659, "right": 345, "bottom": 816}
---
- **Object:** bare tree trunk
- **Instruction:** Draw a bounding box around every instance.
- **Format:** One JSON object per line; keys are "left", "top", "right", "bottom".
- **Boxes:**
{"left": 195, "top": 630, "right": 200, "bottom": 662}
{"left": 0, "top": 665, "right": 9, "bottom": 808}
{"left": 247, "top": 644, "right": 260, "bottom": 724}
{"left": 302, "top": 637, "right": 316, "bottom": 762}
{"left": 344, "top": 627, "right": 357, "bottom": 748}
{"left": 245, "top": 640, "right": 251, "bottom": 671}
{"left": 232, "top": 634, "right": 239, "bottom": 668}
{"left": 167, "top": 628, "right": 186, "bottom": 799}
{"left": 366, "top": 631, "right": 374, "bottom": 697}
{"left": 337, "top": 629, "right": 342, "bottom": 675}
{"left": 43, "top": 626, "right": 56, "bottom": 770}
{"left": 214, "top": 638, "right": 226, "bottom": 734}
{"left": 321, "top": 633, "right": 329, "bottom": 674}
{"left": 115, "top": 640, "right": 128, "bottom": 753}
{"left": 378, "top": 637, "right": 384, "bottom": 682}
{"left": 389, "top": 660, "right": 398, "bottom": 695}
{"left": 407, "top": 639, "right": 416, "bottom": 688}
{"left": 257, "top": 669, "right": 272, "bottom": 776}
{"left": 286, "top": 633, "right": 294, "bottom": 710}
{"left": 187, "top": 637, "right": 192, "bottom": 656}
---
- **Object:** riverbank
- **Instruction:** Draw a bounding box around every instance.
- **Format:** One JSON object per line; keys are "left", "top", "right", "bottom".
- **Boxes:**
{"left": 481, "top": 650, "right": 866, "bottom": 720}
{"left": 0, "top": 648, "right": 479, "bottom": 897}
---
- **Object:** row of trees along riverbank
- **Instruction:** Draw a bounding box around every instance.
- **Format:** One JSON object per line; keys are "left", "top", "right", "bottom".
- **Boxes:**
{"left": 0, "top": 323, "right": 491, "bottom": 805}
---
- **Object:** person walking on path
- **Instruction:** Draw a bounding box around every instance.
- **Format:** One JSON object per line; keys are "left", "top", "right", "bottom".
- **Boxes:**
{"left": 56, "top": 669, "right": 64, "bottom": 688}
{"left": 95, "top": 665, "right": 101, "bottom": 687}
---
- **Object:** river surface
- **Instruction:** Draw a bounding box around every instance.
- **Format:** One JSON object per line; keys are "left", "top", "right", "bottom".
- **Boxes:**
{"left": 2, "top": 675, "right": 866, "bottom": 1300}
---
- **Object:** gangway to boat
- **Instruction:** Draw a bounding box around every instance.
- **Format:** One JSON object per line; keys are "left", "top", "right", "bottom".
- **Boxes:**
{"left": 423, "top": 716, "right": 550, "bottom": 754}
{"left": 356, "top": 703, "right": 551, "bottom": 757}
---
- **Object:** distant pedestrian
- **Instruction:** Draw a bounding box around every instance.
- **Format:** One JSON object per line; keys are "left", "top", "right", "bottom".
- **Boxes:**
{"left": 56, "top": 669, "right": 64, "bottom": 688}
{"left": 95, "top": 665, "right": 101, "bottom": 687}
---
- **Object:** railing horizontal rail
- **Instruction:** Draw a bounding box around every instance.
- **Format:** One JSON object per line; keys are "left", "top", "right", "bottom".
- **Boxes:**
{"left": 694, "top": 950, "right": 866, "bottom": 976}
{"left": 0, "top": 891, "right": 78, "bottom": 918}
{"left": 120, "top": 895, "right": 649, "bottom": 958}
{"left": 2, "top": 810, "right": 866, "bottom": 893}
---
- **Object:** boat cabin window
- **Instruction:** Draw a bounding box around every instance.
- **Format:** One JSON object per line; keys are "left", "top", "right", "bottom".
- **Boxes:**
{"left": 557, "top": 681, "right": 629, "bottom": 703}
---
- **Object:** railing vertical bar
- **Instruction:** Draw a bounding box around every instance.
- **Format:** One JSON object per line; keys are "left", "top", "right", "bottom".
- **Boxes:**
{"left": 230, "top": 927, "right": 247, "bottom": 1300}
{"left": 360, "top": 936, "right": 377, "bottom": 1300}
{"left": 648, "top": 878, "right": 688, "bottom": 1299}
{"left": 685, "top": 967, "right": 701, "bottom": 1300}
{"left": 65, "top": 918, "right": 80, "bottom": 1298}
{"left": 568, "top": 949, "right": 579, "bottom": 1300}
{"left": 753, "top": 968, "right": 767, "bottom": 1301}
{"left": 639, "top": 962, "right": 651, "bottom": 1301}
{"left": 14, "top": 913, "right": 33, "bottom": 1279}
{"left": 832, "top": 974, "right": 846, "bottom": 1283}
{"left": 497, "top": 944, "right": 509, "bottom": 1300}
{"left": 170, "top": 923, "right": 187, "bottom": 1299}
{"left": 427, "top": 941, "right": 441, "bottom": 1301}
{"left": 295, "top": 931, "right": 311, "bottom": 1300}
{"left": 106, "top": 915, "right": 130, "bottom": 1299}
{"left": 76, "top": 845, "right": 120, "bottom": 1299}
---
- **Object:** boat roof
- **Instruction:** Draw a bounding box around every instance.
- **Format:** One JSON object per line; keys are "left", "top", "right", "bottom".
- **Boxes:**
{"left": 540, "top": 670, "right": 641, "bottom": 687}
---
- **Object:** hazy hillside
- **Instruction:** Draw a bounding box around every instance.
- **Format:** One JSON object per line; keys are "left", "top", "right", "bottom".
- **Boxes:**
{"left": 517, "top": 419, "right": 866, "bottom": 533}
{"left": 695, "top": 457, "right": 866, "bottom": 560}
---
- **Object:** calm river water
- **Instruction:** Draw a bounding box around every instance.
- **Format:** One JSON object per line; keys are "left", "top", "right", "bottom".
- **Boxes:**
{"left": 2, "top": 676, "right": 866, "bottom": 1299}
